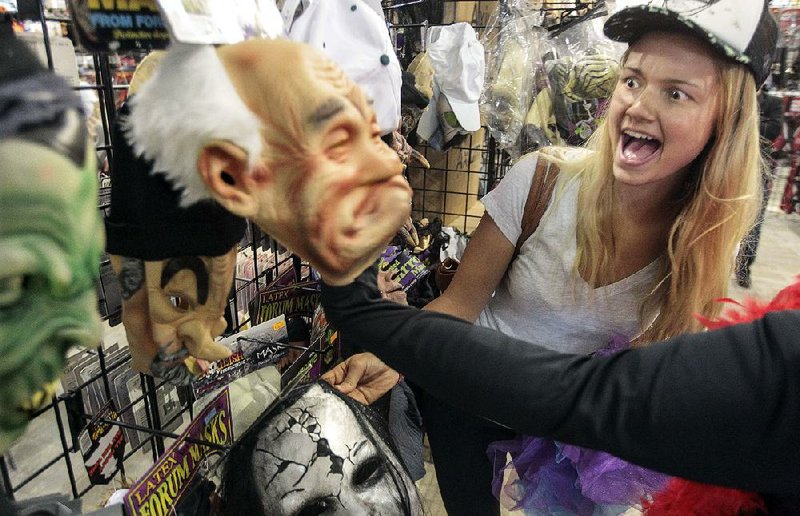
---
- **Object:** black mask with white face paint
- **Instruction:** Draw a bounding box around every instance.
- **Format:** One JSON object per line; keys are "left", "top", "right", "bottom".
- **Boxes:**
{"left": 219, "top": 381, "right": 422, "bottom": 516}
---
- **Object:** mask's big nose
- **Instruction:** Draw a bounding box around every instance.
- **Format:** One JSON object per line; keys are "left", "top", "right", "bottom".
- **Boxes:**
{"left": 178, "top": 319, "right": 232, "bottom": 362}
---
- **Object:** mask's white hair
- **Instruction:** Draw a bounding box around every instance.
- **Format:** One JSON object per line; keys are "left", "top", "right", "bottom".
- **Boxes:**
{"left": 124, "top": 43, "right": 263, "bottom": 207}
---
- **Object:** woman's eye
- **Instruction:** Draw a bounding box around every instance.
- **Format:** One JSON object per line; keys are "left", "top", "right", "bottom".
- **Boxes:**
{"left": 295, "top": 497, "right": 334, "bottom": 516}
{"left": 669, "top": 89, "right": 689, "bottom": 101}
{"left": 624, "top": 77, "right": 639, "bottom": 89}
{"left": 352, "top": 456, "right": 385, "bottom": 489}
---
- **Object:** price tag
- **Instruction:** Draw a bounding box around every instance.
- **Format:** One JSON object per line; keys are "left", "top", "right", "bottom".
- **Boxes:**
{"left": 155, "top": 0, "right": 283, "bottom": 45}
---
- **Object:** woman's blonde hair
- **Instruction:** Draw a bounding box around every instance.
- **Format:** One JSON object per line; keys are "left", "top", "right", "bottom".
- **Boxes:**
{"left": 545, "top": 56, "right": 762, "bottom": 344}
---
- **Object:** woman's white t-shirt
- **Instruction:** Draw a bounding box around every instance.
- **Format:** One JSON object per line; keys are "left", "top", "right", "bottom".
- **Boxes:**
{"left": 477, "top": 153, "right": 660, "bottom": 354}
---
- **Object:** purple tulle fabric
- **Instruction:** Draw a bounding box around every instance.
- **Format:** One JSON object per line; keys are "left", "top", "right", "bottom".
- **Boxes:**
{"left": 488, "top": 333, "right": 671, "bottom": 515}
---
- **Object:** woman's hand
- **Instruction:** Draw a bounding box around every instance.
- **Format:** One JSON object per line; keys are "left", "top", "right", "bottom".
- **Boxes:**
{"left": 377, "top": 269, "right": 407, "bottom": 305}
{"left": 321, "top": 352, "right": 400, "bottom": 405}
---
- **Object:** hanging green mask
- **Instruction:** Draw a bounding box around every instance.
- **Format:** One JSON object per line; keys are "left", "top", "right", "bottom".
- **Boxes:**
{"left": 0, "top": 36, "right": 104, "bottom": 452}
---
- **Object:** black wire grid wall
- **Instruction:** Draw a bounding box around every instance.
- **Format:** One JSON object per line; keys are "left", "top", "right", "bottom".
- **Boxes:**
{"left": 0, "top": 0, "right": 599, "bottom": 506}
{"left": 391, "top": 0, "right": 603, "bottom": 234}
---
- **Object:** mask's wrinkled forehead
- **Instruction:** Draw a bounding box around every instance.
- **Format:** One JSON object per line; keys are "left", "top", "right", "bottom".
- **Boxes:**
{"left": 224, "top": 40, "right": 374, "bottom": 134}
{"left": 0, "top": 139, "right": 102, "bottom": 300}
{"left": 308, "top": 52, "right": 373, "bottom": 122}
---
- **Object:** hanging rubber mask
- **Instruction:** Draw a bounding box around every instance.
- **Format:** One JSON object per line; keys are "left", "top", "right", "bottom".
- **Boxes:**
{"left": 105, "top": 51, "right": 248, "bottom": 384}
{"left": 125, "top": 39, "right": 412, "bottom": 285}
{"left": 220, "top": 381, "right": 423, "bottom": 515}
{"left": 0, "top": 37, "right": 103, "bottom": 451}
{"left": 109, "top": 251, "right": 237, "bottom": 385}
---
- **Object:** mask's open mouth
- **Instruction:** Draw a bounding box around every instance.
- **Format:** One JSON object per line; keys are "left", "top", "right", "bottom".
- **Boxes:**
{"left": 621, "top": 130, "right": 662, "bottom": 165}
{"left": 17, "top": 380, "right": 60, "bottom": 416}
{"left": 12, "top": 324, "right": 99, "bottom": 421}
{"left": 311, "top": 176, "right": 412, "bottom": 277}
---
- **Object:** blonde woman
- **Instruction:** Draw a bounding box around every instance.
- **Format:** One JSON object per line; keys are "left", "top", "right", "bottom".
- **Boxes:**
{"left": 323, "top": 0, "right": 777, "bottom": 514}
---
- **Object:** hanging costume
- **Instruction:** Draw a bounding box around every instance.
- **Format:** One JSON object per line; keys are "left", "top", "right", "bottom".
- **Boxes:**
{"left": 107, "top": 102, "right": 247, "bottom": 384}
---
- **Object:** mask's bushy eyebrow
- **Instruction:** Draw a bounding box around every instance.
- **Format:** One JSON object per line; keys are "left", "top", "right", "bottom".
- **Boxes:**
{"left": 161, "top": 256, "right": 209, "bottom": 304}
{"left": 308, "top": 98, "right": 346, "bottom": 128}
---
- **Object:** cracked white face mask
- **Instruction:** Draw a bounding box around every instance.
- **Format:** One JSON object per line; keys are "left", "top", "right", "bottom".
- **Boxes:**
{"left": 221, "top": 382, "right": 422, "bottom": 516}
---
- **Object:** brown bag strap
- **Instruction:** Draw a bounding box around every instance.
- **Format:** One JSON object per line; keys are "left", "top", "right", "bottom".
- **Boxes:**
{"left": 514, "top": 156, "right": 559, "bottom": 258}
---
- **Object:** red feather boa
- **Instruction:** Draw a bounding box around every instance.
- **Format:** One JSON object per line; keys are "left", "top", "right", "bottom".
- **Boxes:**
{"left": 644, "top": 275, "right": 800, "bottom": 515}
{"left": 695, "top": 275, "right": 800, "bottom": 330}
{"left": 644, "top": 479, "right": 767, "bottom": 515}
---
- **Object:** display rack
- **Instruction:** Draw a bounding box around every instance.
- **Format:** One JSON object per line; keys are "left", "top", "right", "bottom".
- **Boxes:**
{"left": 391, "top": 0, "right": 604, "bottom": 233}
{"left": 1, "top": 0, "right": 600, "bottom": 509}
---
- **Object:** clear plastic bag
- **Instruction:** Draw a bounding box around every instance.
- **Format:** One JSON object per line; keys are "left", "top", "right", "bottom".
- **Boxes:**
{"left": 480, "top": 0, "right": 546, "bottom": 153}
{"left": 543, "top": 16, "right": 625, "bottom": 146}
{"left": 516, "top": 52, "right": 561, "bottom": 157}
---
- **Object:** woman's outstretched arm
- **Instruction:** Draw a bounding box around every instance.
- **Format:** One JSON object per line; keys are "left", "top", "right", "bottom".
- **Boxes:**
{"left": 321, "top": 267, "right": 800, "bottom": 495}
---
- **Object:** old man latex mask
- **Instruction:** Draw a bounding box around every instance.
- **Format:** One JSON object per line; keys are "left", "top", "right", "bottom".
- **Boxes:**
{"left": 125, "top": 40, "right": 412, "bottom": 286}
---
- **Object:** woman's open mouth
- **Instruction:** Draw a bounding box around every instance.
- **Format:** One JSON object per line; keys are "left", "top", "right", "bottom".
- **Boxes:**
{"left": 619, "top": 129, "right": 662, "bottom": 167}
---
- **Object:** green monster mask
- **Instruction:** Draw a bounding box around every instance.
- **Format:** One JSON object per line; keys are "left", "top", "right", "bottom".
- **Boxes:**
{"left": 0, "top": 35, "right": 104, "bottom": 452}
{"left": 0, "top": 138, "right": 103, "bottom": 452}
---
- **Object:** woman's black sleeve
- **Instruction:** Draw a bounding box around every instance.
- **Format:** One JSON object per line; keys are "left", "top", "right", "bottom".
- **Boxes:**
{"left": 321, "top": 267, "right": 800, "bottom": 494}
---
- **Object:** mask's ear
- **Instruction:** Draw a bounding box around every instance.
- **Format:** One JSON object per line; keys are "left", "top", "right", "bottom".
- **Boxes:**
{"left": 197, "top": 140, "right": 269, "bottom": 218}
